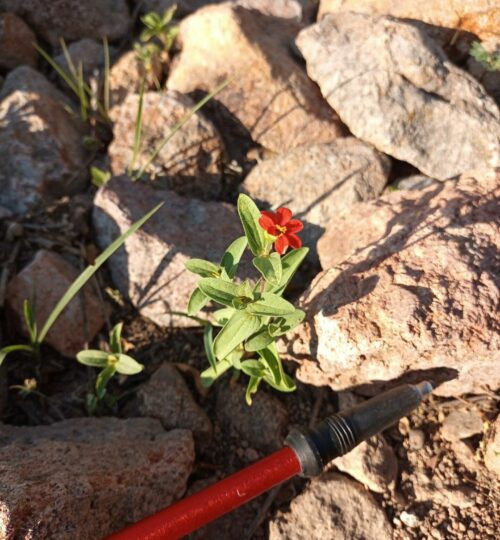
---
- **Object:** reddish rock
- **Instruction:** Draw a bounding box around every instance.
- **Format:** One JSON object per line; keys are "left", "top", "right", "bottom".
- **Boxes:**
{"left": 0, "top": 418, "right": 194, "bottom": 539}
{"left": 269, "top": 472, "right": 392, "bottom": 539}
{"left": 168, "top": 3, "right": 345, "bottom": 154}
{"left": 92, "top": 176, "right": 244, "bottom": 327}
{"left": 484, "top": 415, "right": 500, "bottom": 478}
{"left": 441, "top": 409, "right": 484, "bottom": 441}
{"left": 0, "top": 0, "right": 131, "bottom": 46}
{"left": 135, "top": 363, "right": 212, "bottom": 445}
{"left": 108, "top": 91, "right": 224, "bottom": 199}
{"left": 318, "top": 0, "right": 500, "bottom": 43}
{"left": 0, "top": 13, "right": 37, "bottom": 70}
{"left": 5, "top": 250, "right": 109, "bottom": 357}
{"left": 286, "top": 169, "right": 500, "bottom": 397}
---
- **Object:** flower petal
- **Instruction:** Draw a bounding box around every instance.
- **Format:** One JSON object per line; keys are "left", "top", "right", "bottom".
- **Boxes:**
{"left": 261, "top": 210, "right": 278, "bottom": 223}
{"left": 276, "top": 207, "right": 292, "bottom": 226}
{"left": 287, "top": 233, "right": 302, "bottom": 249}
{"left": 259, "top": 214, "right": 278, "bottom": 235}
{"left": 275, "top": 234, "right": 289, "bottom": 255}
{"left": 286, "top": 219, "right": 303, "bottom": 233}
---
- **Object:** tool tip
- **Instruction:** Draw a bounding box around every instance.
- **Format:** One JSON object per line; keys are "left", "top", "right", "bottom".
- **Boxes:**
{"left": 415, "top": 381, "right": 433, "bottom": 397}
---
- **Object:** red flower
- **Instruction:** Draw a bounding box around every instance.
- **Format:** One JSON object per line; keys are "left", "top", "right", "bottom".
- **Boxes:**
{"left": 258, "top": 207, "right": 303, "bottom": 255}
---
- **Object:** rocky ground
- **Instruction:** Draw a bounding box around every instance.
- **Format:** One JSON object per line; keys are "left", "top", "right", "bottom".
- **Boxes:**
{"left": 0, "top": 1, "right": 499, "bottom": 539}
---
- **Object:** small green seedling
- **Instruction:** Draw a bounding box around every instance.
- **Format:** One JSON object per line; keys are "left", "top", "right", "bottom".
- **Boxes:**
{"left": 185, "top": 194, "right": 308, "bottom": 404}
{"left": 134, "top": 5, "right": 179, "bottom": 88}
{"left": 0, "top": 203, "right": 163, "bottom": 366}
{"left": 35, "top": 37, "right": 112, "bottom": 124}
{"left": 469, "top": 41, "right": 500, "bottom": 71}
{"left": 77, "top": 322, "right": 143, "bottom": 414}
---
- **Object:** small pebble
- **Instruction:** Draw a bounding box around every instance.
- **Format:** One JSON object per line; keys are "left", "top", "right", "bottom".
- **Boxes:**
{"left": 408, "top": 429, "right": 425, "bottom": 450}
{"left": 400, "top": 511, "right": 420, "bottom": 528}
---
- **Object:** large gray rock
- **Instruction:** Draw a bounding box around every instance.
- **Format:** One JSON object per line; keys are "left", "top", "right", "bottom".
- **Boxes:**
{"left": 92, "top": 176, "right": 244, "bottom": 327}
{"left": 135, "top": 363, "right": 212, "bottom": 445}
{"left": 0, "top": 0, "right": 131, "bottom": 46}
{"left": 0, "top": 67, "right": 86, "bottom": 215}
{"left": 296, "top": 12, "right": 500, "bottom": 180}
{"left": 168, "top": 3, "right": 345, "bottom": 154}
{"left": 241, "top": 138, "right": 389, "bottom": 251}
{"left": 286, "top": 169, "right": 500, "bottom": 397}
{"left": 269, "top": 472, "right": 392, "bottom": 539}
{"left": 0, "top": 418, "right": 194, "bottom": 539}
{"left": 5, "top": 250, "right": 109, "bottom": 357}
{"left": 109, "top": 91, "right": 225, "bottom": 199}
{"left": 0, "top": 13, "right": 37, "bottom": 70}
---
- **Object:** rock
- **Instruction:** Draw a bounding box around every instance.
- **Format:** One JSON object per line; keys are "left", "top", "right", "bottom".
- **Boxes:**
{"left": 0, "top": 66, "right": 87, "bottom": 215}
{"left": 333, "top": 434, "right": 398, "bottom": 493}
{"left": 0, "top": 0, "right": 131, "bottom": 46}
{"left": 399, "top": 511, "right": 420, "bottom": 528}
{"left": 296, "top": 12, "right": 500, "bottom": 180}
{"left": 0, "top": 13, "right": 37, "bottom": 70}
{"left": 0, "top": 417, "right": 194, "bottom": 539}
{"left": 168, "top": 3, "right": 345, "bottom": 154}
{"left": 109, "top": 50, "right": 162, "bottom": 108}
{"left": 138, "top": 0, "right": 309, "bottom": 20}
{"left": 318, "top": 0, "right": 500, "bottom": 43}
{"left": 408, "top": 428, "right": 425, "bottom": 450}
{"left": 215, "top": 381, "right": 288, "bottom": 452}
{"left": 269, "top": 472, "right": 392, "bottom": 540}
{"left": 241, "top": 138, "right": 389, "bottom": 251}
{"left": 412, "top": 471, "right": 475, "bottom": 508}
{"left": 108, "top": 91, "right": 224, "bottom": 199}
{"left": 5, "top": 250, "right": 109, "bottom": 357}
{"left": 92, "top": 176, "right": 244, "bottom": 328}
{"left": 393, "top": 175, "right": 439, "bottom": 191}
{"left": 450, "top": 439, "right": 481, "bottom": 473}
{"left": 135, "top": 363, "right": 212, "bottom": 444}
{"left": 441, "top": 409, "right": 484, "bottom": 441}
{"left": 287, "top": 169, "right": 500, "bottom": 397}
{"left": 54, "top": 38, "right": 110, "bottom": 80}
{"left": 484, "top": 415, "right": 500, "bottom": 477}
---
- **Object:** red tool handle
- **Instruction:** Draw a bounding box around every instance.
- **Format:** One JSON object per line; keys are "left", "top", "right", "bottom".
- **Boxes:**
{"left": 107, "top": 447, "right": 301, "bottom": 540}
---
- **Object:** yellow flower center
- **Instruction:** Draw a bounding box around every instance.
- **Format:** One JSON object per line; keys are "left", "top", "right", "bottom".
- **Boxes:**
{"left": 276, "top": 224, "right": 287, "bottom": 234}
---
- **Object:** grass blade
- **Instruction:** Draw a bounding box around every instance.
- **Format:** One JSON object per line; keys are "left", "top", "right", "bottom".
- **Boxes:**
{"left": 134, "top": 76, "right": 233, "bottom": 180}
{"left": 128, "top": 77, "right": 146, "bottom": 176}
{"left": 37, "top": 203, "right": 163, "bottom": 343}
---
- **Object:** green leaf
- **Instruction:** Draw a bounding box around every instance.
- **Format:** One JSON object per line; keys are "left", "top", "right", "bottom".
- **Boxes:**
{"left": 37, "top": 203, "right": 162, "bottom": 345}
{"left": 246, "top": 292, "right": 295, "bottom": 317}
{"left": 264, "top": 372, "right": 297, "bottom": 393}
{"left": 269, "top": 309, "right": 305, "bottom": 337}
{"left": 245, "top": 376, "right": 262, "bottom": 405}
{"left": 90, "top": 166, "right": 111, "bottom": 187}
{"left": 253, "top": 253, "right": 282, "bottom": 286}
{"left": 109, "top": 323, "right": 123, "bottom": 354}
{"left": 257, "top": 342, "right": 282, "bottom": 385}
{"left": 198, "top": 278, "right": 239, "bottom": 307}
{"left": 266, "top": 247, "right": 309, "bottom": 296}
{"left": 237, "top": 194, "right": 266, "bottom": 256}
{"left": 76, "top": 349, "right": 109, "bottom": 368}
{"left": 95, "top": 365, "right": 116, "bottom": 399}
{"left": 23, "top": 299, "right": 37, "bottom": 344}
{"left": 187, "top": 287, "right": 209, "bottom": 316}
{"left": 244, "top": 326, "right": 274, "bottom": 352}
{"left": 0, "top": 344, "right": 34, "bottom": 366}
{"left": 240, "top": 359, "right": 267, "bottom": 378}
{"left": 115, "top": 354, "right": 144, "bottom": 375}
{"left": 203, "top": 325, "right": 217, "bottom": 371}
{"left": 212, "top": 307, "right": 235, "bottom": 326}
{"left": 213, "top": 310, "right": 261, "bottom": 360}
{"left": 220, "top": 236, "right": 248, "bottom": 280}
{"left": 128, "top": 76, "right": 145, "bottom": 176}
{"left": 226, "top": 347, "right": 244, "bottom": 370}
{"left": 185, "top": 259, "right": 220, "bottom": 278}
{"left": 200, "top": 358, "right": 232, "bottom": 388}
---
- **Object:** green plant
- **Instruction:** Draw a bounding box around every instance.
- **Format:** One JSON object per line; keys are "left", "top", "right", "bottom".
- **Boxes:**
{"left": 134, "top": 5, "right": 179, "bottom": 88}
{"left": 0, "top": 203, "right": 162, "bottom": 366}
{"left": 185, "top": 194, "right": 308, "bottom": 404}
{"left": 35, "top": 37, "right": 112, "bottom": 124}
{"left": 77, "top": 322, "right": 143, "bottom": 414}
{"left": 90, "top": 166, "right": 112, "bottom": 187}
{"left": 469, "top": 41, "right": 500, "bottom": 71}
